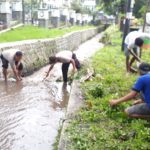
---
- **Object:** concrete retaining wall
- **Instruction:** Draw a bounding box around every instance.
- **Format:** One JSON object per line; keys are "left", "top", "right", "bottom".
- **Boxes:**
{"left": 0, "top": 27, "right": 104, "bottom": 75}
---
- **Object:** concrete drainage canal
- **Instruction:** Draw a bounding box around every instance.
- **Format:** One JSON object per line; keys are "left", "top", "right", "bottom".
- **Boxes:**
{"left": 0, "top": 33, "right": 103, "bottom": 150}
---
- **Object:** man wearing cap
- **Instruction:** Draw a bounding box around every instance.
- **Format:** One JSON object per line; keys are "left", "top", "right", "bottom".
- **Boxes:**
{"left": 0, "top": 49, "right": 23, "bottom": 82}
{"left": 124, "top": 31, "right": 150, "bottom": 72}
{"left": 109, "top": 63, "right": 150, "bottom": 119}
{"left": 44, "top": 50, "right": 81, "bottom": 83}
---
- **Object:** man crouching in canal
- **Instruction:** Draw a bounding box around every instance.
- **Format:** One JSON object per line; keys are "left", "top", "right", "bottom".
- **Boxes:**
{"left": 0, "top": 49, "right": 23, "bottom": 82}
{"left": 44, "top": 50, "right": 81, "bottom": 83}
{"left": 109, "top": 63, "right": 150, "bottom": 119}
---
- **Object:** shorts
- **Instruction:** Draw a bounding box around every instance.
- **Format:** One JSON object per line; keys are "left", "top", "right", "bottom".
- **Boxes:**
{"left": 124, "top": 44, "right": 140, "bottom": 58}
{"left": 1, "top": 54, "right": 9, "bottom": 69}
{"left": 126, "top": 103, "right": 150, "bottom": 116}
{"left": 0, "top": 54, "right": 23, "bottom": 71}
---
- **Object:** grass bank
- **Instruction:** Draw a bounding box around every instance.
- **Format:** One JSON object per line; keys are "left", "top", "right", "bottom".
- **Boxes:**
{"left": 0, "top": 25, "right": 95, "bottom": 43}
{"left": 64, "top": 26, "right": 150, "bottom": 150}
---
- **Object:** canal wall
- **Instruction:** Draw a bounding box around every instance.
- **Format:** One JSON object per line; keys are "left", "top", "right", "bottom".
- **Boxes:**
{"left": 0, "top": 27, "right": 104, "bottom": 75}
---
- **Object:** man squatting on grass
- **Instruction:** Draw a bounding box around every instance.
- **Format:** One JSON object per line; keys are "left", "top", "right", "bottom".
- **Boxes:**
{"left": 110, "top": 63, "right": 150, "bottom": 119}
{"left": 124, "top": 31, "right": 150, "bottom": 72}
{"left": 0, "top": 49, "right": 23, "bottom": 82}
{"left": 45, "top": 50, "right": 81, "bottom": 83}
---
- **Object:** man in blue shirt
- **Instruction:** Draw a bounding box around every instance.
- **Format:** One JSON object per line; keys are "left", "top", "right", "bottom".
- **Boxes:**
{"left": 109, "top": 63, "right": 150, "bottom": 119}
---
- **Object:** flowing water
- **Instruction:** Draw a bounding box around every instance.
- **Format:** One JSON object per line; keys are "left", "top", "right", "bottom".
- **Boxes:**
{"left": 0, "top": 34, "right": 103, "bottom": 150}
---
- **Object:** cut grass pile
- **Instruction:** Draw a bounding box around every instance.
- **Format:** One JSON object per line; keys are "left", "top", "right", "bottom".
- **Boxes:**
{"left": 0, "top": 25, "right": 95, "bottom": 43}
{"left": 64, "top": 26, "right": 150, "bottom": 150}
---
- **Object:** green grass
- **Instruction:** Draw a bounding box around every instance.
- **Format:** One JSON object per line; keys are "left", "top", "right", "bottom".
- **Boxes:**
{"left": 0, "top": 25, "right": 95, "bottom": 43}
{"left": 64, "top": 26, "right": 150, "bottom": 150}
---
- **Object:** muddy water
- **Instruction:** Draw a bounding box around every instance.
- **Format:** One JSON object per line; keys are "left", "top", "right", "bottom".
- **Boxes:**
{"left": 0, "top": 67, "right": 70, "bottom": 150}
{"left": 0, "top": 34, "right": 103, "bottom": 150}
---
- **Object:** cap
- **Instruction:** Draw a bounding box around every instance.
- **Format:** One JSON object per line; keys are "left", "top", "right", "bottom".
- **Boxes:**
{"left": 139, "top": 62, "right": 150, "bottom": 74}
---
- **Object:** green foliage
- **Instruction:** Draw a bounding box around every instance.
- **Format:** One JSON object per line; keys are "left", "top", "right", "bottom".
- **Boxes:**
{"left": 0, "top": 25, "right": 95, "bottom": 43}
{"left": 133, "top": 0, "right": 147, "bottom": 18}
{"left": 96, "top": 0, "right": 126, "bottom": 15}
{"left": 97, "top": 0, "right": 147, "bottom": 19}
{"left": 64, "top": 26, "right": 150, "bottom": 150}
{"left": 87, "top": 83, "right": 104, "bottom": 98}
{"left": 99, "top": 25, "right": 118, "bottom": 44}
{"left": 71, "top": 1, "right": 92, "bottom": 14}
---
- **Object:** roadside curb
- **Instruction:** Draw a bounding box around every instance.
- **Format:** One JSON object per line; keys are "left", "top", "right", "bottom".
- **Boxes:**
{"left": 58, "top": 80, "right": 83, "bottom": 150}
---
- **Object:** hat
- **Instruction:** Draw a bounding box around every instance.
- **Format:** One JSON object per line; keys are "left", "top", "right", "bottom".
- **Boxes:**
{"left": 139, "top": 63, "right": 150, "bottom": 74}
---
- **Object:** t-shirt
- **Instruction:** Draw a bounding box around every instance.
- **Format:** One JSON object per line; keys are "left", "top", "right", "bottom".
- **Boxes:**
{"left": 132, "top": 74, "right": 150, "bottom": 108}
{"left": 1, "top": 49, "right": 20, "bottom": 68}
{"left": 125, "top": 31, "right": 150, "bottom": 49}
{"left": 56, "top": 50, "right": 73, "bottom": 63}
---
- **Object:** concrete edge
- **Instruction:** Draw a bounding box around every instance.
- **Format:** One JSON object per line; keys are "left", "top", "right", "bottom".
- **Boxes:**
{"left": 0, "top": 26, "right": 100, "bottom": 48}
{"left": 58, "top": 80, "right": 83, "bottom": 150}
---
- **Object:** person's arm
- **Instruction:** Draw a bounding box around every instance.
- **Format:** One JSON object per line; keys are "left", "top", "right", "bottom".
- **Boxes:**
{"left": 109, "top": 90, "right": 138, "bottom": 106}
{"left": 70, "top": 59, "right": 76, "bottom": 73}
{"left": 12, "top": 65, "right": 21, "bottom": 81}
{"left": 44, "top": 64, "right": 55, "bottom": 79}
{"left": 128, "top": 48, "right": 141, "bottom": 62}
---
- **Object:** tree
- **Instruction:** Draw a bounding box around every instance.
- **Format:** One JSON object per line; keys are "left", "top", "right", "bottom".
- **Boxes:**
{"left": 96, "top": 0, "right": 126, "bottom": 15}
{"left": 133, "top": 0, "right": 147, "bottom": 18}
{"left": 71, "top": 1, "right": 91, "bottom": 14}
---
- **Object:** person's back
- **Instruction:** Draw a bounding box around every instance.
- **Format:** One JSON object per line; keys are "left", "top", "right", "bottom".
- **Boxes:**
{"left": 133, "top": 74, "right": 150, "bottom": 107}
{"left": 56, "top": 50, "right": 72, "bottom": 60}
{"left": 2, "top": 49, "right": 20, "bottom": 67}
{"left": 125, "top": 31, "right": 150, "bottom": 48}
{"left": 125, "top": 31, "right": 139, "bottom": 46}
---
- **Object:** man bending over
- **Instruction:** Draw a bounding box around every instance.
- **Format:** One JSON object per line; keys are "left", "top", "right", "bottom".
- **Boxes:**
{"left": 45, "top": 50, "right": 81, "bottom": 83}
{"left": 124, "top": 31, "right": 150, "bottom": 72}
{"left": 0, "top": 49, "right": 23, "bottom": 82}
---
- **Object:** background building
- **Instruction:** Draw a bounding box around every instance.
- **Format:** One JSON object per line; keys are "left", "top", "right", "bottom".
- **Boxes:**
{"left": 0, "top": 0, "right": 12, "bottom": 28}
{"left": 80, "top": 0, "right": 96, "bottom": 11}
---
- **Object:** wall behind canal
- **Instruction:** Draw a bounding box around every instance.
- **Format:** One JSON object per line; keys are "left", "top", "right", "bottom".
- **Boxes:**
{"left": 0, "top": 27, "right": 104, "bottom": 75}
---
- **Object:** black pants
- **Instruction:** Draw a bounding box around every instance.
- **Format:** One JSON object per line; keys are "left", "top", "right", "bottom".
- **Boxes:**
{"left": 61, "top": 53, "right": 81, "bottom": 82}
{"left": 62, "top": 63, "right": 70, "bottom": 82}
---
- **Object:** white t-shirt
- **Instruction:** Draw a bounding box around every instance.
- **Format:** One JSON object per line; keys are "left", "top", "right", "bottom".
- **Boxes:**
{"left": 56, "top": 50, "right": 73, "bottom": 63}
{"left": 2, "top": 49, "right": 20, "bottom": 68}
{"left": 125, "top": 31, "right": 150, "bottom": 49}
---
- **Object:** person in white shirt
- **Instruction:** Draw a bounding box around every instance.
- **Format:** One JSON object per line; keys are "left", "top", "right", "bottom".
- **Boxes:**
{"left": 0, "top": 49, "right": 23, "bottom": 82}
{"left": 124, "top": 31, "right": 150, "bottom": 72}
{"left": 44, "top": 50, "right": 81, "bottom": 83}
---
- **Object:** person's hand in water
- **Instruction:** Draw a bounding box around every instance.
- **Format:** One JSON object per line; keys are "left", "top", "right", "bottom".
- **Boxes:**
{"left": 16, "top": 77, "right": 22, "bottom": 82}
{"left": 43, "top": 72, "right": 50, "bottom": 80}
{"left": 43, "top": 65, "right": 54, "bottom": 81}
